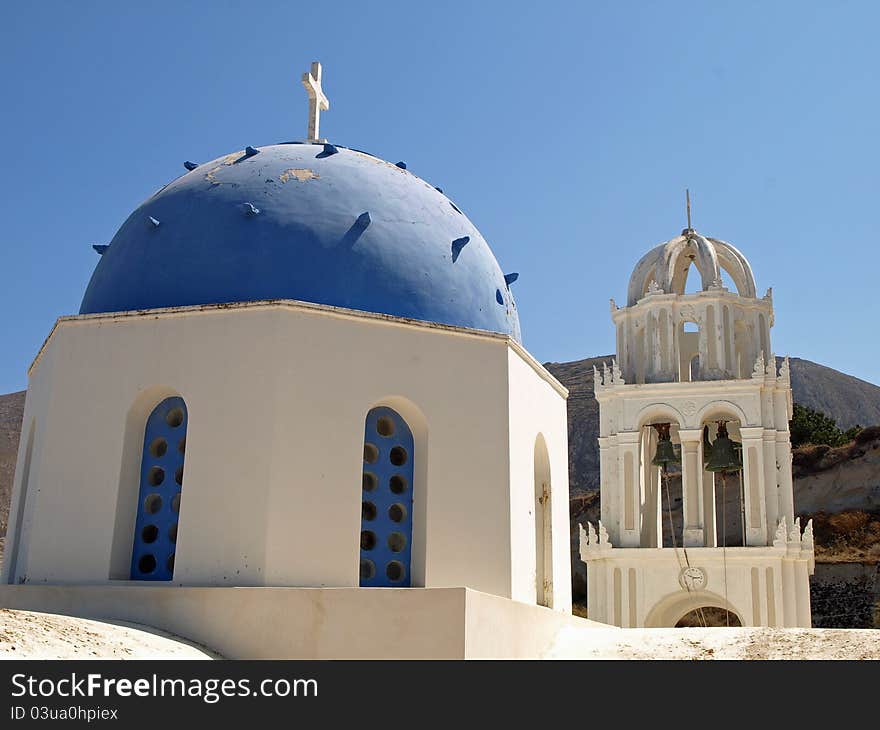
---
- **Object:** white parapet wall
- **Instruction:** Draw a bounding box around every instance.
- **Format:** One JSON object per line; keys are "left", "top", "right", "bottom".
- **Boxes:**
{"left": 0, "top": 586, "right": 604, "bottom": 659}
{"left": 580, "top": 519, "right": 814, "bottom": 628}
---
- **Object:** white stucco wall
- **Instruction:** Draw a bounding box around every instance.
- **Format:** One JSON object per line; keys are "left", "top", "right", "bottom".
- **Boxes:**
{"left": 506, "top": 349, "right": 571, "bottom": 611}
{"left": 3, "top": 300, "right": 570, "bottom": 611}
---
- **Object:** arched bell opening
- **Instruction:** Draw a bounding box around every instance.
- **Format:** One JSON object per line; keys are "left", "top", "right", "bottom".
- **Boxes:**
{"left": 637, "top": 418, "right": 684, "bottom": 549}
{"left": 701, "top": 417, "right": 745, "bottom": 548}
{"left": 678, "top": 320, "right": 701, "bottom": 383}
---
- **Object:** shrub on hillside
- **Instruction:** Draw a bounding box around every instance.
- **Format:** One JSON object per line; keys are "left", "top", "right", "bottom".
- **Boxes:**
{"left": 790, "top": 403, "right": 861, "bottom": 448}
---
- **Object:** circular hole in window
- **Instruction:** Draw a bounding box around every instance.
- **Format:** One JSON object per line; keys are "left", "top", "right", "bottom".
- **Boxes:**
{"left": 362, "top": 472, "right": 377, "bottom": 492}
{"left": 171, "top": 493, "right": 181, "bottom": 514}
{"left": 360, "top": 559, "right": 375, "bottom": 581}
{"left": 376, "top": 416, "right": 395, "bottom": 437}
{"left": 361, "top": 530, "right": 377, "bottom": 551}
{"left": 389, "top": 503, "right": 407, "bottom": 523}
{"left": 144, "top": 494, "right": 162, "bottom": 514}
{"left": 175, "top": 466, "right": 184, "bottom": 486}
{"left": 388, "top": 532, "right": 407, "bottom": 553}
{"left": 178, "top": 437, "right": 186, "bottom": 455}
{"left": 386, "top": 561, "right": 405, "bottom": 582}
{"left": 141, "top": 524, "right": 159, "bottom": 544}
{"left": 167, "top": 553, "right": 175, "bottom": 573}
{"left": 138, "top": 554, "right": 157, "bottom": 574}
{"left": 389, "top": 446, "right": 408, "bottom": 466}
{"left": 147, "top": 466, "right": 165, "bottom": 487}
{"left": 166, "top": 407, "right": 185, "bottom": 428}
{"left": 363, "top": 443, "right": 378, "bottom": 464}
{"left": 389, "top": 475, "right": 408, "bottom": 494}
{"left": 149, "top": 438, "right": 167, "bottom": 458}
{"left": 169, "top": 523, "right": 178, "bottom": 544}
{"left": 362, "top": 501, "right": 377, "bottom": 521}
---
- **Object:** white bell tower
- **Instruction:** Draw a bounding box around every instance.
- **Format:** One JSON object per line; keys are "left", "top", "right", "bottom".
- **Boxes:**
{"left": 581, "top": 226, "right": 815, "bottom": 628}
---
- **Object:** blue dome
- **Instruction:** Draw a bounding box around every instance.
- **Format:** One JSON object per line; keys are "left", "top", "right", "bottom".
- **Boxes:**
{"left": 80, "top": 143, "right": 521, "bottom": 341}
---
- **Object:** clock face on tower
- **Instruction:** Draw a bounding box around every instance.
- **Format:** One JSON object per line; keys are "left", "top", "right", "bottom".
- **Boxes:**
{"left": 679, "top": 567, "right": 707, "bottom": 591}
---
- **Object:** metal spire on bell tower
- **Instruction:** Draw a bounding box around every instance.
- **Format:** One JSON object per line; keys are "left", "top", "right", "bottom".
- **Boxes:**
{"left": 686, "top": 188, "right": 693, "bottom": 231}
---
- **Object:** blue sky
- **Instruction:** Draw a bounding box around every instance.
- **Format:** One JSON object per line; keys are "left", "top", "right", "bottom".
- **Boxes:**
{"left": 1, "top": 1, "right": 877, "bottom": 394}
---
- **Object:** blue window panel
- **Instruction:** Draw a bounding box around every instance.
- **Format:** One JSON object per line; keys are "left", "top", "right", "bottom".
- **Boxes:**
{"left": 130, "top": 396, "right": 187, "bottom": 581}
{"left": 360, "top": 406, "right": 414, "bottom": 587}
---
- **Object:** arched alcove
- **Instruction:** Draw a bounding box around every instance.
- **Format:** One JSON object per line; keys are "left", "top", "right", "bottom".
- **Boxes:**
{"left": 129, "top": 395, "right": 188, "bottom": 581}
{"left": 110, "top": 386, "right": 187, "bottom": 580}
{"left": 533, "top": 434, "right": 552, "bottom": 607}
{"left": 360, "top": 406, "right": 415, "bottom": 587}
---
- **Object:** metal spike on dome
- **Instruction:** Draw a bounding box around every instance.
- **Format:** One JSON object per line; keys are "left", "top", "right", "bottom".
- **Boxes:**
{"left": 451, "top": 236, "right": 469, "bottom": 263}
{"left": 148, "top": 216, "right": 161, "bottom": 228}
{"left": 355, "top": 211, "right": 372, "bottom": 229}
{"left": 395, "top": 161, "right": 407, "bottom": 169}
{"left": 241, "top": 202, "right": 260, "bottom": 216}
{"left": 434, "top": 187, "right": 444, "bottom": 193}
{"left": 183, "top": 161, "right": 199, "bottom": 171}
{"left": 244, "top": 146, "right": 260, "bottom": 157}
{"left": 504, "top": 272, "right": 519, "bottom": 287}
{"left": 322, "top": 143, "right": 338, "bottom": 156}
{"left": 92, "top": 244, "right": 109, "bottom": 255}
{"left": 496, "top": 288, "right": 504, "bottom": 305}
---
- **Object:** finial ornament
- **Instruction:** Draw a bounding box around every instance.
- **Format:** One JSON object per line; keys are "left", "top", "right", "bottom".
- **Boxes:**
{"left": 789, "top": 516, "right": 801, "bottom": 544}
{"left": 597, "top": 521, "right": 610, "bottom": 548}
{"left": 803, "top": 519, "right": 814, "bottom": 551}
{"left": 752, "top": 350, "right": 765, "bottom": 378}
{"left": 686, "top": 188, "right": 692, "bottom": 230}
{"left": 773, "top": 516, "right": 787, "bottom": 548}
{"left": 578, "top": 523, "right": 588, "bottom": 558}
{"left": 780, "top": 356, "right": 791, "bottom": 383}
{"left": 612, "top": 358, "right": 624, "bottom": 385}
{"left": 301, "top": 61, "right": 330, "bottom": 143}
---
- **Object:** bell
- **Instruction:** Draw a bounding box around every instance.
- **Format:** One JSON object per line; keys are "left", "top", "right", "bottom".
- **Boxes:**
{"left": 651, "top": 422, "right": 681, "bottom": 468}
{"left": 705, "top": 421, "right": 742, "bottom": 473}
{"left": 652, "top": 438, "right": 680, "bottom": 468}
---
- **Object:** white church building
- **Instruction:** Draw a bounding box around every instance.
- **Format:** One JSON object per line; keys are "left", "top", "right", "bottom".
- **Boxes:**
{"left": 0, "top": 64, "right": 813, "bottom": 658}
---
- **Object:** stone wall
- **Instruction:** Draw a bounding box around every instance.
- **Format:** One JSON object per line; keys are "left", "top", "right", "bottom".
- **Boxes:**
{"left": 810, "top": 563, "right": 879, "bottom": 629}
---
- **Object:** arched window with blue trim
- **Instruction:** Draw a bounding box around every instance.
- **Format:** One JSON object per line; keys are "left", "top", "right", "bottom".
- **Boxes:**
{"left": 130, "top": 396, "right": 187, "bottom": 581}
{"left": 360, "top": 406, "right": 414, "bottom": 587}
